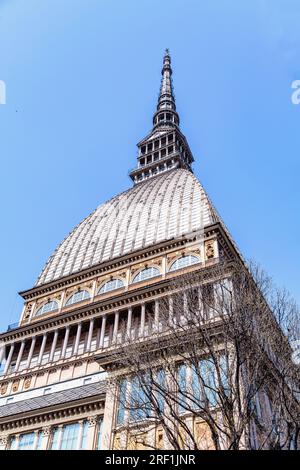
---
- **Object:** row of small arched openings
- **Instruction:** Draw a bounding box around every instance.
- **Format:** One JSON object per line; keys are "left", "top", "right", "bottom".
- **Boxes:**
{"left": 34, "top": 254, "right": 200, "bottom": 318}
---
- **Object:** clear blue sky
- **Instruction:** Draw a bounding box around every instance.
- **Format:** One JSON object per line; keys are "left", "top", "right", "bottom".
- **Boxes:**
{"left": 0, "top": 0, "right": 299, "bottom": 332}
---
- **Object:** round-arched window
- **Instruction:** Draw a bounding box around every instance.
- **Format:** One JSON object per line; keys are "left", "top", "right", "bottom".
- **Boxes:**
{"left": 65, "top": 290, "right": 90, "bottom": 306}
{"left": 132, "top": 266, "right": 160, "bottom": 284}
{"left": 169, "top": 254, "right": 199, "bottom": 272}
{"left": 35, "top": 300, "right": 58, "bottom": 317}
{"left": 98, "top": 278, "right": 124, "bottom": 294}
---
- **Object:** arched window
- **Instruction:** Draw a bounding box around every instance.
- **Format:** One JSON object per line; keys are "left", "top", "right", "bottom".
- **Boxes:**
{"left": 65, "top": 290, "right": 90, "bottom": 306}
{"left": 35, "top": 300, "right": 58, "bottom": 317}
{"left": 98, "top": 278, "right": 124, "bottom": 294}
{"left": 132, "top": 266, "right": 160, "bottom": 284}
{"left": 169, "top": 254, "right": 199, "bottom": 272}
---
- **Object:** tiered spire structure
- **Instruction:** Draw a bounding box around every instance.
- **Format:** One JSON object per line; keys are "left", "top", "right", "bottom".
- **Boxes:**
{"left": 152, "top": 48, "right": 180, "bottom": 129}
{"left": 129, "top": 49, "right": 194, "bottom": 185}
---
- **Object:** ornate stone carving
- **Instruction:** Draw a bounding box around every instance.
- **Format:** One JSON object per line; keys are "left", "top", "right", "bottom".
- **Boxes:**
{"left": 0, "top": 382, "right": 8, "bottom": 395}
{"left": 24, "top": 376, "right": 32, "bottom": 389}
{"left": 87, "top": 415, "right": 98, "bottom": 427}
{"left": 12, "top": 380, "right": 20, "bottom": 392}
{"left": 0, "top": 434, "right": 9, "bottom": 447}
{"left": 205, "top": 241, "right": 215, "bottom": 260}
{"left": 42, "top": 426, "right": 51, "bottom": 436}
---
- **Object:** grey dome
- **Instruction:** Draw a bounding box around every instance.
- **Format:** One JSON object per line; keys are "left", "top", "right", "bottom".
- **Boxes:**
{"left": 37, "top": 169, "right": 219, "bottom": 286}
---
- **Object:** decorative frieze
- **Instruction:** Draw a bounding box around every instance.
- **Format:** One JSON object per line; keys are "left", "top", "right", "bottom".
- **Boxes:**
{"left": 24, "top": 376, "right": 32, "bottom": 390}
{"left": 12, "top": 380, "right": 20, "bottom": 393}
{"left": 0, "top": 382, "right": 8, "bottom": 395}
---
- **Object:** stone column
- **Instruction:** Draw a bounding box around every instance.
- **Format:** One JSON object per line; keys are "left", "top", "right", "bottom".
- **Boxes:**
{"left": 163, "top": 367, "right": 176, "bottom": 450}
{"left": 91, "top": 280, "right": 97, "bottom": 301}
{"left": 76, "top": 420, "right": 84, "bottom": 450}
{"left": 140, "top": 304, "right": 145, "bottom": 337}
{"left": 112, "top": 312, "right": 119, "bottom": 344}
{"left": 37, "top": 334, "right": 47, "bottom": 366}
{"left": 3, "top": 343, "right": 15, "bottom": 375}
{"left": 26, "top": 336, "right": 36, "bottom": 369}
{"left": 0, "top": 434, "right": 8, "bottom": 451}
{"left": 40, "top": 426, "right": 52, "bottom": 450}
{"left": 15, "top": 340, "right": 26, "bottom": 372}
{"left": 162, "top": 256, "right": 167, "bottom": 279}
{"left": 169, "top": 295, "right": 173, "bottom": 326}
{"left": 99, "top": 315, "right": 107, "bottom": 348}
{"left": 73, "top": 322, "right": 82, "bottom": 355}
{"left": 33, "top": 430, "right": 40, "bottom": 450}
{"left": 126, "top": 307, "right": 132, "bottom": 340}
{"left": 154, "top": 300, "right": 159, "bottom": 331}
{"left": 58, "top": 291, "right": 66, "bottom": 313}
{"left": 49, "top": 330, "right": 59, "bottom": 363}
{"left": 182, "top": 290, "right": 188, "bottom": 325}
{"left": 14, "top": 434, "right": 20, "bottom": 450}
{"left": 56, "top": 425, "right": 64, "bottom": 450}
{"left": 101, "top": 381, "right": 117, "bottom": 450}
{"left": 96, "top": 325, "right": 101, "bottom": 349}
{"left": 61, "top": 326, "right": 70, "bottom": 359}
{"left": 86, "top": 319, "right": 94, "bottom": 352}
{"left": 198, "top": 286, "right": 204, "bottom": 321}
{"left": 86, "top": 416, "right": 98, "bottom": 450}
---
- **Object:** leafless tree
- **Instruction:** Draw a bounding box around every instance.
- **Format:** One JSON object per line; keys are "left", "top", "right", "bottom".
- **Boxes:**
{"left": 107, "top": 260, "right": 300, "bottom": 450}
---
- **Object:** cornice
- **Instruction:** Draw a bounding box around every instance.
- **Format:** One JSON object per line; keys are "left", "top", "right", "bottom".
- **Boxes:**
{"left": 0, "top": 395, "right": 105, "bottom": 431}
{"left": 0, "top": 258, "right": 227, "bottom": 344}
{"left": 19, "top": 222, "right": 238, "bottom": 302}
{"left": 19, "top": 232, "right": 204, "bottom": 300}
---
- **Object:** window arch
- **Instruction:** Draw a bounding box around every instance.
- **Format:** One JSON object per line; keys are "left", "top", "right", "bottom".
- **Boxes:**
{"left": 35, "top": 300, "right": 58, "bottom": 317}
{"left": 132, "top": 266, "right": 160, "bottom": 284}
{"left": 169, "top": 254, "right": 199, "bottom": 272}
{"left": 98, "top": 278, "right": 124, "bottom": 294}
{"left": 65, "top": 290, "right": 90, "bottom": 307}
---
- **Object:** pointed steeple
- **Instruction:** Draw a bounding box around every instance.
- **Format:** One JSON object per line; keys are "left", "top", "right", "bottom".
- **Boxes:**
{"left": 129, "top": 50, "right": 194, "bottom": 185}
{"left": 153, "top": 49, "right": 180, "bottom": 129}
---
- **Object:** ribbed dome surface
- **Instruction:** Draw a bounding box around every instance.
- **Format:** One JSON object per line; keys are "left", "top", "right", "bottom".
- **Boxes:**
{"left": 37, "top": 169, "right": 219, "bottom": 286}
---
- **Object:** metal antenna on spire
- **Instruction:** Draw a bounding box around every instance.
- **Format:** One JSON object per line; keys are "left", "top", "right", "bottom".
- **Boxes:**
{"left": 152, "top": 49, "right": 180, "bottom": 129}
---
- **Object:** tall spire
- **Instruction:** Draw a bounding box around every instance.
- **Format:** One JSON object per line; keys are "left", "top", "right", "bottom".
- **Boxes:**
{"left": 129, "top": 50, "right": 194, "bottom": 185}
{"left": 152, "top": 49, "right": 180, "bottom": 129}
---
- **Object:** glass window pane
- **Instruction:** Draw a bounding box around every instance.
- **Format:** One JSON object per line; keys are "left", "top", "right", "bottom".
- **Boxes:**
{"left": 35, "top": 300, "right": 58, "bottom": 317}
{"left": 51, "top": 427, "right": 59, "bottom": 450}
{"left": 99, "top": 279, "right": 124, "bottom": 294}
{"left": 36, "top": 432, "right": 43, "bottom": 450}
{"left": 18, "top": 432, "right": 35, "bottom": 450}
{"left": 10, "top": 437, "right": 17, "bottom": 450}
{"left": 97, "top": 420, "right": 103, "bottom": 450}
{"left": 81, "top": 421, "right": 89, "bottom": 450}
{"left": 169, "top": 255, "right": 199, "bottom": 272}
{"left": 117, "top": 380, "right": 127, "bottom": 425}
{"left": 60, "top": 423, "right": 79, "bottom": 450}
{"left": 132, "top": 267, "right": 160, "bottom": 284}
{"left": 178, "top": 364, "right": 187, "bottom": 413}
{"left": 65, "top": 290, "right": 90, "bottom": 306}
